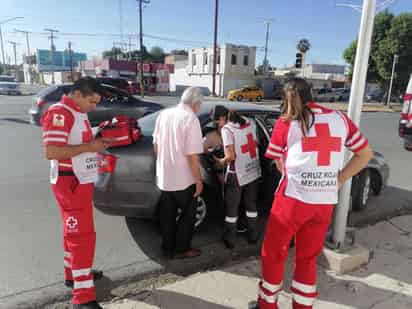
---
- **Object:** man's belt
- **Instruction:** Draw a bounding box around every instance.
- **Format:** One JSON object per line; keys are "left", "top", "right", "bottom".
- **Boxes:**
{"left": 58, "top": 170, "right": 75, "bottom": 176}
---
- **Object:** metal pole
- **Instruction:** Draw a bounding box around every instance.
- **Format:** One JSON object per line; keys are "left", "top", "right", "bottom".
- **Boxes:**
{"left": 332, "top": 0, "right": 376, "bottom": 249}
{"left": 68, "top": 41, "right": 74, "bottom": 82}
{"left": 212, "top": 0, "right": 219, "bottom": 97}
{"left": 0, "top": 25, "right": 5, "bottom": 74}
{"left": 263, "top": 21, "right": 270, "bottom": 75}
{"left": 387, "top": 54, "right": 398, "bottom": 108}
{"left": 139, "top": 0, "right": 144, "bottom": 97}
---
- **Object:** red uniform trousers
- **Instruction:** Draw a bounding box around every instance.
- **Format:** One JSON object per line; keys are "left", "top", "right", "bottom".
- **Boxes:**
{"left": 52, "top": 175, "right": 96, "bottom": 305}
{"left": 258, "top": 181, "right": 334, "bottom": 309}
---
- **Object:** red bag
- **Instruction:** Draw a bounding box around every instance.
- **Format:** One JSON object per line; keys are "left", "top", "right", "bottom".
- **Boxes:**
{"left": 99, "top": 116, "right": 141, "bottom": 147}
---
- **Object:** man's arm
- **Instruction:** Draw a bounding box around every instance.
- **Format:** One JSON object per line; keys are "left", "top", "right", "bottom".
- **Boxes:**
{"left": 218, "top": 144, "right": 235, "bottom": 166}
{"left": 45, "top": 138, "right": 111, "bottom": 160}
{"left": 338, "top": 145, "right": 373, "bottom": 188}
{"left": 187, "top": 154, "right": 203, "bottom": 197}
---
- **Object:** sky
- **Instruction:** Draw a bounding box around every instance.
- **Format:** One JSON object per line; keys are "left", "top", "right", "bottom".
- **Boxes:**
{"left": 0, "top": 0, "right": 411, "bottom": 68}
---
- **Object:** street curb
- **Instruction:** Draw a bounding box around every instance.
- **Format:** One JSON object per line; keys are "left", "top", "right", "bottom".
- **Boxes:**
{"left": 4, "top": 239, "right": 259, "bottom": 309}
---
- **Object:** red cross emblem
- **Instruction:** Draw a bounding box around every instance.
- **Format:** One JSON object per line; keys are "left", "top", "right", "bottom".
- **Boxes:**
{"left": 66, "top": 216, "right": 78, "bottom": 230}
{"left": 52, "top": 114, "right": 65, "bottom": 127}
{"left": 302, "top": 123, "right": 342, "bottom": 166}
{"left": 241, "top": 133, "right": 257, "bottom": 159}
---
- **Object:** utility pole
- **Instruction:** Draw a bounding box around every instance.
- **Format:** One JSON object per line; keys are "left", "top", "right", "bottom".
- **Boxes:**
{"left": 0, "top": 17, "right": 23, "bottom": 75}
{"left": 119, "top": 0, "right": 124, "bottom": 46}
{"left": 45, "top": 28, "right": 59, "bottom": 84}
{"left": 137, "top": 0, "right": 150, "bottom": 98}
{"left": 7, "top": 41, "right": 18, "bottom": 79}
{"left": 212, "top": 0, "right": 219, "bottom": 96}
{"left": 14, "top": 29, "right": 31, "bottom": 60}
{"left": 332, "top": 0, "right": 376, "bottom": 249}
{"left": 387, "top": 54, "right": 398, "bottom": 108}
{"left": 263, "top": 21, "right": 270, "bottom": 75}
{"left": 68, "top": 41, "right": 74, "bottom": 82}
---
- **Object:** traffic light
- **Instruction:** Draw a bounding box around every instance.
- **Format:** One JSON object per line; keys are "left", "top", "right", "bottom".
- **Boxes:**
{"left": 295, "top": 53, "right": 303, "bottom": 68}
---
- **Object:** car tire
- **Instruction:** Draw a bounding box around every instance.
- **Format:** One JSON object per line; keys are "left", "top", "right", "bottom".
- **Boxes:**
{"left": 237, "top": 95, "right": 243, "bottom": 102}
{"left": 352, "top": 169, "right": 371, "bottom": 212}
{"left": 404, "top": 140, "right": 412, "bottom": 151}
{"left": 176, "top": 195, "right": 207, "bottom": 229}
{"left": 256, "top": 96, "right": 262, "bottom": 102}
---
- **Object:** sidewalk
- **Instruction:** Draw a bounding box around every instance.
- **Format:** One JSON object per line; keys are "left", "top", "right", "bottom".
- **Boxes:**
{"left": 104, "top": 215, "right": 412, "bottom": 309}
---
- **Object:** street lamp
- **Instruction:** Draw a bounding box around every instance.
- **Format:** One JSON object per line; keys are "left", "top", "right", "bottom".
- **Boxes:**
{"left": 0, "top": 17, "right": 24, "bottom": 74}
{"left": 387, "top": 54, "right": 399, "bottom": 108}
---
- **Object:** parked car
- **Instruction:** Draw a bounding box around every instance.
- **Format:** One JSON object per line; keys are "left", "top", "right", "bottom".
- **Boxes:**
{"left": 312, "top": 88, "right": 338, "bottom": 102}
{"left": 335, "top": 88, "right": 351, "bottom": 102}
{"left": 28, "top": 83, "right": 163, "bottom": 126}
{"left": 0, "top": 75, "right": 16, "bottom": 82}
{"left": 93, "top": 102, "right": 390, "bottom": 228}
{"left": 227, "top": 87, "right": 264, "bottom": 102}
{"left": 399, "top": 74, "right": 412, "bottom": 150}
{"left": 0, "top": 82, "right": 21, "bottom": 95}
{"left": 95, "top": 77, "right": 132, "bottom": 94}
{"left": 365, "top": 89, "right": 384, "bottom": 102}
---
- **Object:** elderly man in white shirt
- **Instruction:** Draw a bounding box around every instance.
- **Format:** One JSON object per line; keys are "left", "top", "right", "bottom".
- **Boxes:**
{"left": 153, "top": 87, "right": 204, "bottom": 259}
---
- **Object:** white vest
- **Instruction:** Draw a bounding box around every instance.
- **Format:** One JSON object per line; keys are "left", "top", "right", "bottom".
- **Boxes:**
{"left": 50, "top": 103, "right": 98, "bottom": 185}
{"left": 284, "top": 112, "right": 347, "bottom": 204}
{"left": 225, "top": 119, "right": 261, "bottom": 186}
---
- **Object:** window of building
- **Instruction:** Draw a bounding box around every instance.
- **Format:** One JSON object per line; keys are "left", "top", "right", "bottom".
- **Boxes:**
{"left": 217, "top": 55, "right": 221, "bottom": 65}
{"left": 203, "top": 52, "right": 208, "bottom": 65}
{"left": 243, "top": 55, "right": 249, "bottom": 66}
{"left": 231, "top": 54, "right": 237, "bottom": 65}
{"left": 192, "top": 54, "right": 197, "bottom": 66}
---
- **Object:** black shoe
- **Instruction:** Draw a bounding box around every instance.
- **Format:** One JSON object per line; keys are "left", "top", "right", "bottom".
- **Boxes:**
{"left": 65, "top": 270, "right": 103, "bottom": 288}
{"left": 248, "top": 300, "right": 259, "bottom": 309}
{"left": 73, "top": 301, "right": 103, "bottom": 309}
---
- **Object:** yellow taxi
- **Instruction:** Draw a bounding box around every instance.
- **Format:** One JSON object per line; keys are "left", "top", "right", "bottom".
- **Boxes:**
{"left": 227, "top": 86, "right": 264, "bottom": 102}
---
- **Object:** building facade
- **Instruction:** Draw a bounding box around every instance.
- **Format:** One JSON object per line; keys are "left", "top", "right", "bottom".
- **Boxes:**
{"left": 170, "top": 43, "right": 257, "bottom": 96}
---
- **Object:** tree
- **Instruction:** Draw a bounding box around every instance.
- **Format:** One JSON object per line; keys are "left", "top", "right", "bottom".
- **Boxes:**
{"left": 150, "top": 46, "right": 165, "bottom": 63}
{"left": 297, "top": 39, "right": 311, "bottom": 54}
{"left": 170, "top": 49, "right": 188, "bottom": 56}
{"left": 343, "top": 11, "right": 412, "bottom": 94}
{"left": 102, "top": 47, "right": 123, "bottom": 60}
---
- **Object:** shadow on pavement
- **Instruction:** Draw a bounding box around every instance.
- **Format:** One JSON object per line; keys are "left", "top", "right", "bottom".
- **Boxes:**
{"left": 0, "top": 117, "right": 31, "bottom": 125}
{"left": 141, "top": 289, "right": 232, "bottom": 309}
{"left": 349, "top": 186, "right": 412, "bottom": 227}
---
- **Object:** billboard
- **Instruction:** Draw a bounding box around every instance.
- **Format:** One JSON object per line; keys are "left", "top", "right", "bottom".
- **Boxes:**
{"left": 37, "top": 49, "right": 87, "bottom": 72}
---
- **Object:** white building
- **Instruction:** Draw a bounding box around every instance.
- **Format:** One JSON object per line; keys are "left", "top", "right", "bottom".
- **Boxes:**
{"left": 170, "top": 43, "right": 257, "bottom": 96}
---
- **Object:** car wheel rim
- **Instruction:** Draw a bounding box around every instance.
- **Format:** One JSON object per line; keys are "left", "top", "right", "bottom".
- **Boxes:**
{"left": 175, "top": 196, "right": 207, "bottom": 228}
{"left": 195, "top": 196, "right": 207, "bottom": 228}
{"left": 362, "top": 174, "right": 371, "bottom": 206}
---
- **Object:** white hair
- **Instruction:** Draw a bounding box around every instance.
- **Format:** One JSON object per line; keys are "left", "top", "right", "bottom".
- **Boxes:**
{"left": 181, "top": 87, "right": 203, "bottom": 107}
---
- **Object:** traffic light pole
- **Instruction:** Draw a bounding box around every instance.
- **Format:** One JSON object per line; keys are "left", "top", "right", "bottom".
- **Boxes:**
{"left": 332, "top": 0, "right": 376, "bottom": 249}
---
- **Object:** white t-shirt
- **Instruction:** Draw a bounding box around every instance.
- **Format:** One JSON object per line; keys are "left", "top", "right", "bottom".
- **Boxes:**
{"left": 153, "top": 103, "right": 203, "bottom": 191}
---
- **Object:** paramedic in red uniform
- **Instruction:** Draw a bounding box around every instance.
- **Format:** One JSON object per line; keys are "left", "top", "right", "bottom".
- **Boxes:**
{"left": 250, "top": 78, "right": 373, "bottom": 309}
{"left": 212, "top": 106, "right": 261, "bottom": 249}
{"left": 42, "top": 77, "right": 111, "bottom": 309}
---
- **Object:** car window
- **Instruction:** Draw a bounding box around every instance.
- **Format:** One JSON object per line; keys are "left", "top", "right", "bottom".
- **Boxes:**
{"left": 46, "top": 87, "right": 65, "bottom": 102}
{"left": 100, "top": 86, "right": 129, "bottom": 103}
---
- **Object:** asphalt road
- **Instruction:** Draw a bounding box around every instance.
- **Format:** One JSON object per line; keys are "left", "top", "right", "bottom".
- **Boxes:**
{"left": 0, "top": 94, "right": 411, "bottom": 308}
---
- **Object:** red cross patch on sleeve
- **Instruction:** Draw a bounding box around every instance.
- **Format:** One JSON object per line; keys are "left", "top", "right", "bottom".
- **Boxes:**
{"left": 53, "top": 114, "right": 65, "bottom": 127}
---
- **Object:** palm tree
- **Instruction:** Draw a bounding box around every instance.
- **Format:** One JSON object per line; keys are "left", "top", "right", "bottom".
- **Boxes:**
{"left": 297, "top": 39, "right": 311, "bottom": 54}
